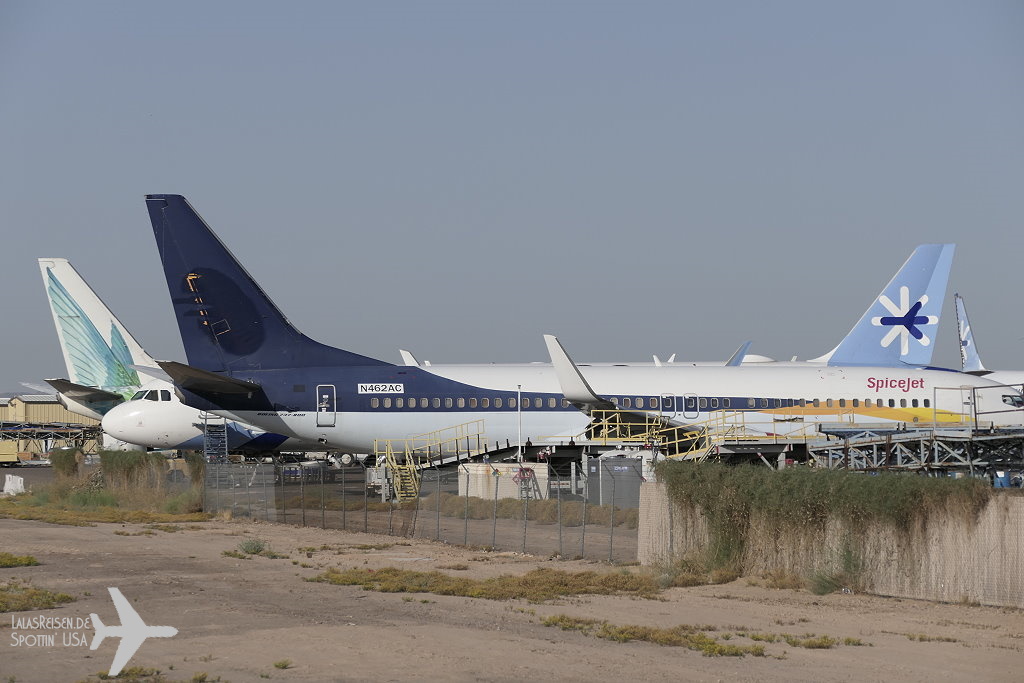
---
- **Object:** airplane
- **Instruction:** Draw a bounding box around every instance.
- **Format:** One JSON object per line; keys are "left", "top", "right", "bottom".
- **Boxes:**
{"left": 138, "top": 194, "right": 1022, "bottom": 459}
{"left": 397, "top": 242, "right": 956, "bottom": 371}
{"left": 955, "top": 293, "right": 1024, "bottom": 392}
{"left": 38, "top": 258, "right": 329, "bottom": 453}
{"left": 90, "top": 587, "right": 178, "bottom": 676}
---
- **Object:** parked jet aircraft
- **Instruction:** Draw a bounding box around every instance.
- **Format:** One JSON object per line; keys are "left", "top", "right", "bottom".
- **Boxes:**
{"left": 140, "top": 194, "right": 1022, "bottom": 456}
{"left": 91, "top": 587, "right": 177, "bottom": 676}
{"left": 399, "top": 243, "right": 956, "bottom": 371}
{"left": 39, "top": 258, "right": 325, "bottom": 452}
{"left": 955, "top": 293, "right": 1024, "bottom": 395}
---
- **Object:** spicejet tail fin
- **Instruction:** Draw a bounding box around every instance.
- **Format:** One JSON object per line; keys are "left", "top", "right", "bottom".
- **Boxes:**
{"left": 145, "top": 195, "right": 390, "bottom": 373}
{"left": 813, "top": 244, "right": 954, "bottom": 367}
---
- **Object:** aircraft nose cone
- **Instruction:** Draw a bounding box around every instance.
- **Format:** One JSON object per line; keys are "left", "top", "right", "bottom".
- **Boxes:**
{"left": 101, "top": 402, "right": 144, "bottom": 443}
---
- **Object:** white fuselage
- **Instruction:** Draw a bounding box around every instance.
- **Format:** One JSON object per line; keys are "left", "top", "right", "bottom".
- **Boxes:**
{"left": 200, "top": 364, "right": 1024, "bottom": 454}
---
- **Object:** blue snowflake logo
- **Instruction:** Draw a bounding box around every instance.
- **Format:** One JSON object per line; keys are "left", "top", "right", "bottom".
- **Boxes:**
{"left": 871, "top": 286, "right": 938, "bottom": 355}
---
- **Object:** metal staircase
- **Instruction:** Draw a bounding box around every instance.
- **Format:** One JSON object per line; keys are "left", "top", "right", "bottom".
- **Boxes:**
{"left": 201, "top": 413, "right": 229, "bottom": 463}
{"left": 375, "top": 420, "right": 487, "bottom": 501}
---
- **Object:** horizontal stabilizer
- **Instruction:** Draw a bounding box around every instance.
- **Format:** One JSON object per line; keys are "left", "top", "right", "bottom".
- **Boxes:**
{"left": 157, "top": 361, "right": 262, "bottom": 395}
{"left": 44, "top": 379, "right": 123, "bottom": 403}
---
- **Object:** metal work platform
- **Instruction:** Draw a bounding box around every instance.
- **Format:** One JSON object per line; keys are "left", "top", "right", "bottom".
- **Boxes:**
{"left": 807, "top": 427, "right": 1024, "bottom": 471}
{"left": 0, "top": 421, "right": 101, "bottom": 453}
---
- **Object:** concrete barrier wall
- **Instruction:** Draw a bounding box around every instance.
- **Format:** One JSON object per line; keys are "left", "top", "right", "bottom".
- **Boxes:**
{"left": 639, "top": 481, "right": 1024, "bottom": 608}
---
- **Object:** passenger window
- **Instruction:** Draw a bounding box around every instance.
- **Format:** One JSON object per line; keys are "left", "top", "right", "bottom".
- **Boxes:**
{"left": 432, "top": 398, "right": 440, "bottom": 408}
{"left": 469, "top": 398, "right": 478, "bottom": 408}
{"left": 799, "top": 399, "right": 806, "bottom": 407}
{"left": 711, "top": 398, "right": 719, "bottom": 409}
{"left": 494, "top": 398, "right": 502, "bottom": 408}
{"left": 610, "top": 397, "right": 619, "bottom": 406}
{"left": 481, "top": 398, "right": 490, "bottom": 408}
{"left": 864, "top": 399, "right": 872, "bottom": 408}
{"left": 396, "top": 398, "right": 404, "bottom": 408}
{"left": 649, "top": 398, "right": 657, "bottom": 409}
{"left": 382, "top": 398, "right": 391, "bottom": 408}
{"left": 826, "top": 399, "right": 834, "bottom": 408}
{"left": 900, "top": 399, "right": 907, "bottom": 408}
{"left": 534, "top": 398, "right": 543, "bottom": 408}
{"left": 562, "top": 399, "right": 570, "bottom": 408}
{"left": 635, "top": 397, "right": 643, "bottom": 408}
{"left": 457, "top": 398, "right": 465, "bottom": 408}
{"left": 747, "top": 398, "right": 755, "bottom": 408}
{"left": 888, "top": 399, "right": 895, "bottom": 408}
{"left": 420, "top": 398, "right": 428, "bottom": 408}
{"left": 508, "top": 398, "right": 516, "bottom": 408}
{"left": 548, "top": 398, "right": 556, "bottom": 408}
{"left": 445, "top": 398, "right": 453, "bottom": 408}
{"left": 839, "top": 399, "right": 846, "bottom": 408}
{"left": 924, "top": 399, "right": 930, "bottom": 408}
{"left": 622, "top": 398, "right": 632, "bottom": 408}
{"left": 760, "top": 398, "right": 768, "bottom": 408}
{"left": 852, "top": 399, "right": 859, "bottom": 407}
{"left": 370, "top": 398, "right": 379, "bottom": 408}
{"left": 813, "top": 399, "right": 820, "bottom": 408}
{"left": 911, "top": 399, "right": 918, "bottom": 408}
{"left": 723, "top": 398, "right": 731, "bottom": 408}
{"left": 699, "top": 398, "right": 707, "bottom": 409}
{"left": 774, "top": 399, "right": 782, "bottom": 408}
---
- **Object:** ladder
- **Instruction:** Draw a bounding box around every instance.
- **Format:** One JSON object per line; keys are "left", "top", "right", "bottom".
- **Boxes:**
{"left": 382, "top": 441, "right": 420, "bottom": 502}
{"left": 201, "top": 413, "right": 229, "bottom": 463}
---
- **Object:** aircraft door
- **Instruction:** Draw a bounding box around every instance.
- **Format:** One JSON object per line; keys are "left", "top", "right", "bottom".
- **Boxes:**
{"left": 316, "top": 384, "right": 337, "bottom": 427}
{"left": 682, "top": 394, "right": 699, "bottom": 420}
{"left": 660, "top": 394, "right": 677, "bottom": 420}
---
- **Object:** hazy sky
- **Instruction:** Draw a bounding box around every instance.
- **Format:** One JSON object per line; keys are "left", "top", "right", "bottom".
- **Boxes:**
{"left": 2, "top": 1, "right": 1023, "bottom": 392}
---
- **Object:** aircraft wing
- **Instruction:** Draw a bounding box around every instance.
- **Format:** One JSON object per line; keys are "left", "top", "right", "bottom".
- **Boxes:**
{"left": 44, "top": 379, "right": 123, "bottom": 404}
{"left": 108, "top": 587, "right": 145, "bottom": 628}
{"left": 110, "top": 635, "right": 146, "bottom": 676}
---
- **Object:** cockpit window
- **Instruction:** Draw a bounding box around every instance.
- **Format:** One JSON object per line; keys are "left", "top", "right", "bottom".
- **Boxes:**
{"left": 160, "top": 390, "right": 171, "bottom": 402}
{"left": 131, "top": 390, "right": 147, "bottom": 401}
{"left": 145, "top": 390, "right": 158, "bottom": 401}
{"left": 1002, "top": 395, "right": 1024, "bottom": 408}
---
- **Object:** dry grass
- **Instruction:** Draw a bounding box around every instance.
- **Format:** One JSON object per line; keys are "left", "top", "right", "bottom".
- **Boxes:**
{"left": 0, "top": 578, "right": 75, "bottom": 612}
{"left": 541, "top": 615, "right": 766, "bottom": 656}
{"left": 309, "top": 566, "right": 661, "bottom": 601}
{"left": 0, "top": 552, "right": 40, "bottom": 567}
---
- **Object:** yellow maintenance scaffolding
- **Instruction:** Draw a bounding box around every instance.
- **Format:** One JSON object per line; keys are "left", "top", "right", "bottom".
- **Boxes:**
{"left": 374, "top": 420, "right": 487, "bottom": 501}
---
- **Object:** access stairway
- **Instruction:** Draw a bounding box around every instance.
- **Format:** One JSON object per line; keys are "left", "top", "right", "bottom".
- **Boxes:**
{"left": 375, "top": 420, "right": 487, "bottom": 501}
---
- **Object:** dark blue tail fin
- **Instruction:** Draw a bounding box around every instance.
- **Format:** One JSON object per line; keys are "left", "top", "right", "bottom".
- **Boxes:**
{"left": 146, "top": 194, "right": 389, "bottom": 372}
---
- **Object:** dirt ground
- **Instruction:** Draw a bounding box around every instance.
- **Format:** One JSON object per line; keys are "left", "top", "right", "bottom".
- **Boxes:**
{"left": 1, "top": 514, "right": 1022, "bottom": 683}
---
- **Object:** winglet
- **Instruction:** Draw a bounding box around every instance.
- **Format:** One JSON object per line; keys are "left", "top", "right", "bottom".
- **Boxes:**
{"left": 399, "top": 349, "right": 420, "bottom": 367}
{"left": 542, "top": 335, "right": 605, "bottom": 405}
{"left": 725, "top": 341, "right": 753, "bottom": 367}
{"left": 157, "top": 361, "right": 262, "bottom": 395}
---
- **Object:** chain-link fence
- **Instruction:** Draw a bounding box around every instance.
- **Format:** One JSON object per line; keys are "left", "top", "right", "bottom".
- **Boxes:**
{"left": 202, "top": 459, "right": 645, "bottom": 563}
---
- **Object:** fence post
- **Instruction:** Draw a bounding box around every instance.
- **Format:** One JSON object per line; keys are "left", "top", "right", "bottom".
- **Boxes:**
{"left": 436, "top": 468, "right": 441, "bottom": 541}
{"left": 245, "top": 463, "right": 253, "bottom": 518}
{"left": 300, "top": 467, "right": 307, "bottom": 527}
{"left": 522, "top": 483, "right": 529, "bottom": 556}
{"left": 363, "top": 464, "right": 368, "bottom": 533}
{"left": 492, "top": 471, "right": 499, "bottom": 549}
{"left": 463, "top": 467, "right": 469, "bottom": 546}
{"left": 580, "top": 466, "right": 588, "bottom": 559}
{"left": 280, "top": 463, "right": 287, "bottom": 525}
{"left": 608, "top": 462, "right": 615, "bottom": 563}
{"left": 341, "top": 463, "right": 348, "bottom": 531}
{"left": 556, "top": 472, "right": 562, "bottom": 558}
{"left": 320, "top": 464, "right": 326, "bottom": 529}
